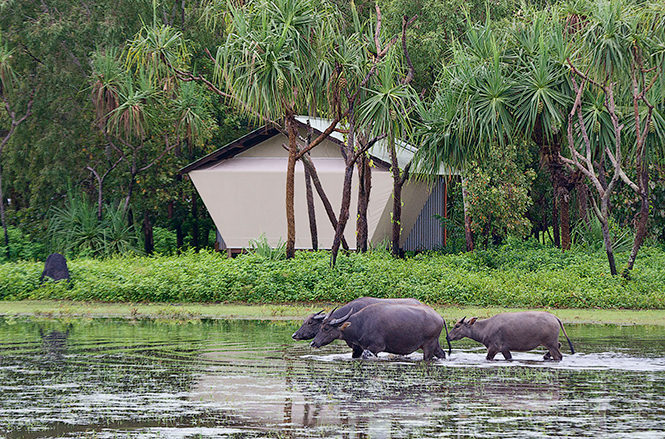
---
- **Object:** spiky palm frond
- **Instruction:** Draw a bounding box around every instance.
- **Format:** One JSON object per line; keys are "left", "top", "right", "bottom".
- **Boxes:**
{"left": 359, "top": 54, "right": 416, "bottom": 142}
{"left": 127, "top": 24, "right": 188, "bottom": 83}
{"left": 582, "top": 0, "right": 635, "bottom": 81}
{"left": 0, "top": 32, "right": 15, "bottom": 96}
{"left": 217, "top": 0, "right": 333, "bottom": 122}
{"left": 105, "top": 70, "right": 158, "bottom": 140}
{"left": 90, "top": 47, "right": 125, "bottom": 123}
{"left": 172, "top": 81, "right": 214, "bottom": 147}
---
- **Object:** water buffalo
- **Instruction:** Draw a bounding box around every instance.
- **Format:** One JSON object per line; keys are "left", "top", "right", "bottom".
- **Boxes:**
{"left": 446, "top": 311, "right": 575, "bottom": 361}
{"left": 292, "top": 297, "right": 422, "bottom": 341}
{"left": 310, "top": 303, "right": 450, "bottom": 360}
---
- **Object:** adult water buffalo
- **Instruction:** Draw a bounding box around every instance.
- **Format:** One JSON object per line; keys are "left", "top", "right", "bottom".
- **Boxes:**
{"left": 310, "top": 303, "right": 451, "bottom": 360}
{"left": 292, "top": 297, "right": 422, "bottom": 341}
{"left": 446, "top": 311, "right": 575, "bottom": 361}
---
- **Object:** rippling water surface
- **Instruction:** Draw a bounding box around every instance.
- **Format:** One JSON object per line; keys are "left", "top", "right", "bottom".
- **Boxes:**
{"left": 0, "top": 317, "right": 664, "bottom": 438}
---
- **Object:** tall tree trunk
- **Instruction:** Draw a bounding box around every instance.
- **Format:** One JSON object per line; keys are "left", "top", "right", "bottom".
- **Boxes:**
{"left": 191, "top": 195, "right": 199, "bottom": 250}
{"left": 559, "top": 188, "right": 571, "bottom": 251}
{"left": 391, "top": 175, "right": 403, "bottom": 256}
{"left": 625, "top": 158, "right": 650, "bottom": 275}
{"left": 356, "top": 154, "right": 371, "bottom": 252}
{"left": 304, "top": 162, "right": 318, "bottom": 251}
{"left": 461, "top": 177, "right": 474, "bottom": 252}
{"left": 389, "top": 141, "right": 409, "bottom": 257}
{"left": 143, "top": 210, "right": 154, "bottom": 255}
{"left": 552, "top": 198, "right": 560, "bottom": 248}
{"left": 285, "top": 116, "right": 298, "bottom": 259}
{"left": 331, "top": 164, "right": 354, "bottom": 267}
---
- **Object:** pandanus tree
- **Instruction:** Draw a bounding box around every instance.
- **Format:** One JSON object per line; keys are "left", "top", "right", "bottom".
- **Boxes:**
{"left": 130, "top": 0, "right": 343, "bottom": 259}
{"left": 358, "top": 48, "right": 419, "bottom": 257}
{"left": 90, "top": 47, "right": 215, "bottom": 253}
{"left": 557, "top": 0, "right": 665, "bottom": 276}
{"left": 415, "top": 21, "right": 519, "bottom": 253}
{"left": 326, "top": 6, "right": 418, "bottom": 265}
{"left": 417, "top": 0, "right": 664, "bottom": 274}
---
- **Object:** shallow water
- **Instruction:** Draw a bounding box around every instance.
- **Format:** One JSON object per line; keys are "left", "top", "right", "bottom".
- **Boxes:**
{"left": 0, "top": 317, "right": 664, "bottom": 438}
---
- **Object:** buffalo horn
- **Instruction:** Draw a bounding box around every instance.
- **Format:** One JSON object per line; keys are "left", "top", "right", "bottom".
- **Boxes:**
{"left": 312, "top": 310, "right": 326, "bottom": 321}
{"left": 329, "top": 309, "right": 353, "bottom": 326}
{"left": 323, "top": 306, "right": 338, "bottom": 322}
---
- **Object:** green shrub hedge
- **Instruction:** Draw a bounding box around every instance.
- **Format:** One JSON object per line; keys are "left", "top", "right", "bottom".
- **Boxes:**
{"left": 1, "top": 244, "right": 664, "bottom": 309}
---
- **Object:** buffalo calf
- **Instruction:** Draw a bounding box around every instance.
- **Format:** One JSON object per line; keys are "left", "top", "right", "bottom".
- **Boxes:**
{"left": 447, "top": 311, "right": 575, "bottom": 361}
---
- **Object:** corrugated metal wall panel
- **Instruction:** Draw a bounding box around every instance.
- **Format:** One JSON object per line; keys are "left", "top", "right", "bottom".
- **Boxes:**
{"left": 404, "top": 178, "right": 446, "bottom": 251}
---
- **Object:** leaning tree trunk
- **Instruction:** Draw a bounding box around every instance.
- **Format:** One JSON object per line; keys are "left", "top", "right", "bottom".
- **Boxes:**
{"left": 599, "top": 214, "right": 617, "bottom": 276}
{"left": 304, "top": 161, "right": 318, "bottom": 251}
{"left": 625, "top": 156, "right": 650, "bottom": 275}
{"left": 300, "top": 153, "right": 348, "bottom": 250}
{"left": 330, "top": 164, "right": 355, "bottom": 267}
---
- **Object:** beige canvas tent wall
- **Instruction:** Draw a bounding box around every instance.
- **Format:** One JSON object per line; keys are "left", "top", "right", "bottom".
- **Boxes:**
{"left": 181, "top": 117, "right": 447, "bottom": 253}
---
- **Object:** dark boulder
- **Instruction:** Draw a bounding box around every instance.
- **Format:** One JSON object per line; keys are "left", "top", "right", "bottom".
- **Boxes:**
{"left": 40, "top": 253, "right": 70, "bottom": 283}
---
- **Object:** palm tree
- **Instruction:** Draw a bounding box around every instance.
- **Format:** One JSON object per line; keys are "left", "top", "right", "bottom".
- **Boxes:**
{"left": 129, "top": 0, "right": 342, "bottom": 258}
{"left": 415, "top": 20, "right": 516, "bottom": 252}
{"left": 559, "top": 0, "right": 665, "bottom": 276}
{"left": 417, "top": 0, "right": 664, "bottom": 274}
{"left": 359, "top": 49, "right": 419, "bottom": 257}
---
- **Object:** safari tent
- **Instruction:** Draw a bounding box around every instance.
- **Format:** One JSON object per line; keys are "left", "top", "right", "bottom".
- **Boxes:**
{"left": 181, "top": 117, "right": 452, "bottom": 254}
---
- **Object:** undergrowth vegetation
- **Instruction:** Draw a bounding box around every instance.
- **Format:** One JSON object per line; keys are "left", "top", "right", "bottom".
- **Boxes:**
{"left": 1, "top": 242, "right": 664, "bottom": 309}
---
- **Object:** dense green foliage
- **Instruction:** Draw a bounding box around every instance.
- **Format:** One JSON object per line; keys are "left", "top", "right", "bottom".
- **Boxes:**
{"left": 2, "top": 243, "right": 663, "bottom": 309}
{"left": 1, "top": 0, "right": 664, "bottom": 280}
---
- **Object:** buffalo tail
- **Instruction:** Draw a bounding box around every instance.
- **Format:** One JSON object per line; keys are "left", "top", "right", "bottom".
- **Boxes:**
{"left": 443, "top": 319, "right": 452, "bottom": 356}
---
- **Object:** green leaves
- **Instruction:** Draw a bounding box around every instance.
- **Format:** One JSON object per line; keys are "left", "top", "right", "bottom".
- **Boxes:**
{"left": 2, "top": 245, "right": 665, "bottom": 308}
{"left": 0, "top": 30, "right": 15, "bottom": 95}
{"left": 218, "top": 0, "right": 336, "bottom": 121}
{"left": 46, "top": 190, "right": 140, "bottom": 259}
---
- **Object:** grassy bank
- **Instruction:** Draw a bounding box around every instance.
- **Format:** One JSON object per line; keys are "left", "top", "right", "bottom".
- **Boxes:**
{"left": 1, "top": 243, "right": 664, "bottom": 310}
{"left": 0, "top": 300, "right": 664, "bottom": 325}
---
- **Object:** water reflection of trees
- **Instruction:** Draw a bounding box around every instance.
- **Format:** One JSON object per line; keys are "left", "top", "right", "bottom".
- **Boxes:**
{"left": 279, "top": 342, "right": 665, "bottom": 438}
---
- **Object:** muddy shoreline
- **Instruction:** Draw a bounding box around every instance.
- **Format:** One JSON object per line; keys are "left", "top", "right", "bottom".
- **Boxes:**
{"left": 1, "top": 300, "right": 663, "bottom": 325}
